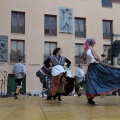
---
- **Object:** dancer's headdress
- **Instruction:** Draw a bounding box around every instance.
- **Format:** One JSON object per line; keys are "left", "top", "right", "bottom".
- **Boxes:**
{"left": 84, "top": 38, "right": 96, "bottom": 49}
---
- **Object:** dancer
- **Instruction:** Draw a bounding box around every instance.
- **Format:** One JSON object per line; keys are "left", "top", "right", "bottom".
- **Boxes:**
{"left": 12, "top": 58, "right": 26, "bottom": 99}
{"left": 75, "top": 64, "right": 84, "bottom": 97}
{"left": 44, "top": 47, "right": 71, "bottom": 68}
{"left": 44, "top": 47, "right": 71, "bottom": 100}
{"left": 51, "top": 65, "right": 75, "bottom": 102}
{"left": 51, "top": 65, "right": 66, "bottom": 102}
{"left": 36, "top": 62, "right": 52, "bottom": 97}
{"left": 84, "top": 38, "right": 120, "bottom": 105}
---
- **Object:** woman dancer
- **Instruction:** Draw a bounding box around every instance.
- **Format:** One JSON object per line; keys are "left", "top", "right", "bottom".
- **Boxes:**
{"left": 51, "top": 65, "right": 75, "bottom": 102}
{"left": 84, "top": 38, "right": 120, "bottom": 105}
{"left": 44, "top": 47, "right": 71, "bottom": 68}
{"left": 44, "top": 47, "right": 71, "bottom": 100}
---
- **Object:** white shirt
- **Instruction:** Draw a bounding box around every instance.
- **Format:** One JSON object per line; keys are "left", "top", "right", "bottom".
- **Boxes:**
{"left": 75, "top": 68, "right": 84, "bottom": 83}
{"left": 86, "top": 49, "right": 96, "bottom": 64}
{"left": 75, "top": 68, "right": 84, "bottom": 78}
{"left": 12, "top": 62, "right": 26, "bottom": 79}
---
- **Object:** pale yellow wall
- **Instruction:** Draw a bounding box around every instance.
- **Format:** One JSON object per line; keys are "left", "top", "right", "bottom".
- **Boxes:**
{"left": 0, "top": 0, "right": 120, "bottom": 94}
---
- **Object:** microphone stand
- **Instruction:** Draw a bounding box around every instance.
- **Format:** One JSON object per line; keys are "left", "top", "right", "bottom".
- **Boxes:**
{"left": 0, "top": 71, "right": 8, "bottom": 98}
{"left": 0, "top": 79, "right": 3, "bottom": 97}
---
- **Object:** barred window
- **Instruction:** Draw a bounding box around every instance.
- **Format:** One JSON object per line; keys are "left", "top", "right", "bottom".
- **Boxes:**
{"left": 75, "top": 44, "right": 86, "bottom": 64}
{"left": 10, "top": 40, "right": 25, "bottom": 62}
{"left": 103, "top": 20, "right": 113, "bottom": 39}
{"left": 44, "top": 15, "right": 57, "bottom": 36}
{"left": 102, "top": 0, "right": 112, "bottom": 7}
{"left": 75, "top": 18, "right": 86, "bottom": 38}
{"left": 44, "top": 42, "right": 57, "bottom": 60}
{"left": 11, "top": 12, "right": 25, "bottom": 34}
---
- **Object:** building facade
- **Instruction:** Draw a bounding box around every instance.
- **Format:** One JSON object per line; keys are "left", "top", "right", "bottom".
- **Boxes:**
{"left": 0, "top": 0, "right": 120, "bottom": 95}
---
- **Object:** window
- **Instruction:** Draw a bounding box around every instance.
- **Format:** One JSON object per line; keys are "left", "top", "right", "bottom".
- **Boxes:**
{"left": 102, "top": 0, "right": 112, "bottom": 7}
{"left": 103, "top": 20, "right": 112, "bottom": 39}
{"left": 112, "top": 0, "right": 120, "bottom": 3}
{"left": 103, "top": 45, "right": 111, "bottom": 63}
{"left": 11, "top": 11, "right": 25, "bottom": 34}
{"left": 44, "top": 42, "right": 57, "bottom": 60}
{"left": 75, "top": 44, "right": 86, "bottom": 64}
{"left": 44, "top": 15, "right": 57, "bottom": 36}
{"left": 75, "top": 18, "right": 86, "bottom": 38}
{"left": 10, "top": 40, "right": 25, "bottom": 62}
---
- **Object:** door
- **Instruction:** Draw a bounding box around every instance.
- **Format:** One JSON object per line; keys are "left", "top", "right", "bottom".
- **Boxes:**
{"left": 7, "top": 74, "right": 26, "bottom": 94}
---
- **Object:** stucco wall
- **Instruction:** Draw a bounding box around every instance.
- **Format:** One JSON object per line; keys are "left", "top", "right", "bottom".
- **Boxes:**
{"left": 0, "top": 0, "right": 120, "bottom": 94}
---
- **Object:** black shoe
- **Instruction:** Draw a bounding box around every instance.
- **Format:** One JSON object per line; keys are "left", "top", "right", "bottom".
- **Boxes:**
{"left": 53, "top": 97, "right": 56, "bottom": 100}
{"left": 88, "top": 99, "right": 95, "bottom": 105}
{"left": 78, "top": 94, "right": 81, "bottom": 97}
{"left": 14, "top": 93, "right": 18, "bottom": 99}
{"left": 46, "top": 96, "right": 52, "bottom": 100}
{"left": 88, "top": 100, "right": 95, "bottom": 105}
{"left": 58, "top": 97, "right": 62, "bottom": 102}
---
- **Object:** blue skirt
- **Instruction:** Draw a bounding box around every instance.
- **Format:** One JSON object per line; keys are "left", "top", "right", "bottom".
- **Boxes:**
{"left": 86, "top": 63, "right": 120, "bottom": 97}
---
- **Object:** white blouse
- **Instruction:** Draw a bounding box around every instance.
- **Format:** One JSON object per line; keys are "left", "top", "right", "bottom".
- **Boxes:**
{"left": 75, "top": 68, "right": 84, "bottom": 78}
{"left": 86, "top": 49, "right": 96, "bottom": 64}
{"left": 75, "top": 68, "right": 84, "bottom": 83}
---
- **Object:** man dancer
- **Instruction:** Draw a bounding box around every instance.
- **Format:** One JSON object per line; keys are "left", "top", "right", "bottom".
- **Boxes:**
{"left": 12, "top": 58, "right": 26, "bottom": 99}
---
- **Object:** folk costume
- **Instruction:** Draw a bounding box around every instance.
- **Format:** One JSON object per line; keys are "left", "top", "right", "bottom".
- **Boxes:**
{"left": 51, "top": 65, "right": 75, "bottom": 102}
{"left": 75, "top": 64, "right": 85, "bottom": 97}
{"left": 44, "top": 47, "right": 71, "bottom": 68}
{"left": 44, "top": 47, "right": 71, "bottom": 101}
{"left": 12, "top": 58, "right": 26, "bottom": 99}
{"left": 84, "top": 38, "right": 120, "bottom": 104}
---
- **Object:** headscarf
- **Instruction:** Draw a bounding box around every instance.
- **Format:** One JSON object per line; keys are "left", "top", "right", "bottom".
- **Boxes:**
{"left": 53, "top": 47, "right": 61, "bottom": 55}
{"left": 83, "top": 38, "right": 100, "bottom": 61}
{"left": 84, "top": 38, "right": 96, "bottom": 49}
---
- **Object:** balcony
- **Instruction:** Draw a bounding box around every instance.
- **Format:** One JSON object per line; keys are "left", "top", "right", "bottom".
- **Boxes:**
{"left": 103, "top": 33, "right": 111, "bottom": 39}
{"left": 75, "top": 56, "right": 86, "bottom": 64}
{"left": 9, "top": 53, "right": 26, "bottom": 63}
{"left": 75, "top": 31, "right": 86, "bottom": 38}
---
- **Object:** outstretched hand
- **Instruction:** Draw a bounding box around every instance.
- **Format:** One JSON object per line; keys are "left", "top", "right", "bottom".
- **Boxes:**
{"left": 94, "top": 61, "right": 99, "bottom": 64}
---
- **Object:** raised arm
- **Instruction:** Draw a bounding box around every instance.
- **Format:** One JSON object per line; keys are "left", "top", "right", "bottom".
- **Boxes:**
{"left": 44, "top": 58, "right": 51, "bottom": 68}
{"left": 65, "top": 58, "right": 71, "bottom": 68}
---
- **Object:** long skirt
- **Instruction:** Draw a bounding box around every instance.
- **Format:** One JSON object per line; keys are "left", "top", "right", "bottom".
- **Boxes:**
{"left": 62, "top": 77, "right": 75, "bottom": 96}
{"left": 51, "top": 74, "right": 63, "bottom": 96}
{"left": 86, "top": 63, "right": 120, "bottom": 97}
{"left": 51, "top": 75, "right": 75, "bottom": 96}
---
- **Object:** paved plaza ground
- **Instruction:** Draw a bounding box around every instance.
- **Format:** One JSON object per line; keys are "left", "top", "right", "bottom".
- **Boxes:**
{"left": 0, "top": 95, "right": 120, "bottom": 120}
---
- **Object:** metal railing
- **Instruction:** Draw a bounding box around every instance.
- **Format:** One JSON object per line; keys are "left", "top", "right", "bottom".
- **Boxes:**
{"left": 75, "top": 56, "right": 87, "bottom": 64}
{"left": 9, "top": 53, "right": 26, "bottom": 63}
{"left": 75, "top": 31, "right": 86, "bottom": 38}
